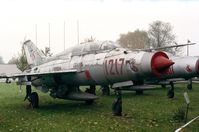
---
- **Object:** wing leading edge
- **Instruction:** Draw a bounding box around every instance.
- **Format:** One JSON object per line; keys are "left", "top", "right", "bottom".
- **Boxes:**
{"left": 7, "top": 69, "right": 77, "bottom": 78}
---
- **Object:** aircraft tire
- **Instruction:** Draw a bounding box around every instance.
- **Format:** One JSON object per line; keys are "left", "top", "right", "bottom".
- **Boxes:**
{"left": 112, "top": 99, "right": 122, "bottom": 116}
{"left": 167, "top": 90, "right": 174, "bottom": 98}
{"left": 30, "top": 92, "right": 39, "bottom": 108}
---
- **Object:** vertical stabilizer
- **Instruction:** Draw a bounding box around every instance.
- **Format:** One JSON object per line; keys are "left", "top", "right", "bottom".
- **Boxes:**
{"left": 23, "top": 40, "right": 45, "bottom": 66}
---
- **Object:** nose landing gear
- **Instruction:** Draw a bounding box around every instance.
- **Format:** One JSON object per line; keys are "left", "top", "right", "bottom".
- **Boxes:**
{"left": 29, "top": 92, "right": 39, "bottom": 108}
{"left": 24, "top": 76, "right": 39, "bottom": 108}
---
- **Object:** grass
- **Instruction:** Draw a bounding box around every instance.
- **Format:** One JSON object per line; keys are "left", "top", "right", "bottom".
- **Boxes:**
{"left": 0, "top": 83, "right": 199, "bottom": 132}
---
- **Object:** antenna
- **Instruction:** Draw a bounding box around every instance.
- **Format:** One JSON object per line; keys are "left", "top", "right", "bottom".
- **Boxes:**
{"left": 187, "top": 45, "right": 189, "bottom": 56}
{"left": 35, "top": 24, "right": 37, "bottom": 45}
{"left": 77, "top": 20, "right": 79, "bottom": 45}
{"left": 187, "top": 39, "right": 190, "bottom": 56}
{"left": 48, "top": 23, "right": 51, "bottom": 49}
{"left": 64, "top": 21, "right": 65, "bottom": 51}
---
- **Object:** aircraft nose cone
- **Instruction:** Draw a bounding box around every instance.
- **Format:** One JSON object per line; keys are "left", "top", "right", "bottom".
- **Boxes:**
{"left": 151, "top": 51, "right": 174, "bottom": 76}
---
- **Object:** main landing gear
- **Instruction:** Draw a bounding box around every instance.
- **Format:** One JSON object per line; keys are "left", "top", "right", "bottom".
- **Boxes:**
{"left": 85, "top": 85, "right": 96, "bottom": 105}
{"left": 167, "top": 81, "right": 174, "bottom": 98}
{"left": 85, "top": 85, "right": 96, "bottom": 95}
{"left": 112, "top": 89, "right": 122, "bottom": 116}
{"left": 167, "top": 79, "right": 192, "bottom": 98}
{"left": 24, "top": 76, "right": 39, "bottom": 108}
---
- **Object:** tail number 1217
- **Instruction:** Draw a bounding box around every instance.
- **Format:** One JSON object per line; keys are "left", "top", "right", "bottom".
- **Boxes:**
{"left": 104, "top": 58, "right": 125, "bottom": 75}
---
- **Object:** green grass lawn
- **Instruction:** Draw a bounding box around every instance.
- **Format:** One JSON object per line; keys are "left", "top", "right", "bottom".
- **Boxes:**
{"left": 0, "top": 83, "right": 198, "bottom": 132}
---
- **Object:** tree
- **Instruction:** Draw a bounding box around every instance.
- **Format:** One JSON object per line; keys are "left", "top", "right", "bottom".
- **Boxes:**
{"left": 8, "top": 56, "right": 18, "bottom": 64}
{"left": 0, "top": 56, "right": 4, "bottom": 64}
{"left": 8, "top": 48, "right": 29, "bottom": 72}
{"left": 148, "top": 20, "right": 179, "bottom": 54}
{"left": 118, "top": 29, "right": 149, "bottom": 50}
{"left": 16, "top": 49, "right": 29, "bottom": 72}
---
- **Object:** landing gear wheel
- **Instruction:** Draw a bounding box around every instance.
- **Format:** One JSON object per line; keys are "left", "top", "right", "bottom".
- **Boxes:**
{"left": 85, "top": 85, "right": 96, "bottom": 95}
{"left": 136, "top": 90, "right": 143, "bottom": 95}
{"left": 29, "top": 92, "right": 39, "bottom": 108}
{"left": 112, "top": 99, "right": 122, "bottom": 116}
{"left": 112, "top": 90, "right": 122, "bottom": 116}
{"left": 90, "top": 85, "right": 96, "bottom": 95}
{"left": 167, "top": 89, "right": 174, "bottom": 98}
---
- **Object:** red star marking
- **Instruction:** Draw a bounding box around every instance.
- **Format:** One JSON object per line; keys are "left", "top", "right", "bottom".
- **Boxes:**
{"left": 85, "top": 70, "right": 91, "bottom": 80}
{"left": 186, "top": 65, "right": 192, "bottom": 73}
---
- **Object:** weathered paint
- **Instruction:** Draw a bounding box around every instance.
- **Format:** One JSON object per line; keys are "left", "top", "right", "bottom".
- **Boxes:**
{"left": 23, "top": 40, "right": 199, "bottom": 100}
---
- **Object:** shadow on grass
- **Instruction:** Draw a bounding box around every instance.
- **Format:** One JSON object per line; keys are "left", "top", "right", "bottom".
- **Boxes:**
{"left": 109, "top": 91, "right": 156, "bottom": 99}
{"left": 37, "top": 100, "right": 101, "bottom": 114}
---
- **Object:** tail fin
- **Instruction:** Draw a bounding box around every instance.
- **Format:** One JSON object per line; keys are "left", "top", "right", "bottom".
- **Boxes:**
{"left": 23, "top": 40, "right": 46, "bottom": 66}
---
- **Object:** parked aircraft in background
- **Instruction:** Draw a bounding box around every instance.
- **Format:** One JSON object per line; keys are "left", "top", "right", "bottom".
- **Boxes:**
{"left": 110, "top": 43, "right": 198, "bottom": 99}
{"left": 144, "top": 55, "right": 199, "bottom": 98}
{"left": 0, "top": 64, "right": 21, "bottom": 83}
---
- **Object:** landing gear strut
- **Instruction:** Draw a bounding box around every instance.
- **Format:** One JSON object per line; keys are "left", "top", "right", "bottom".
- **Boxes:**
{"left": 112, "top": 89, "right": 122, "bottom": 116}
{"left": 85, "top": 85, "right": 96, "bottom": 105}
{"left": 85, "top": 85, "right": 96, "bottom": 95}
{"left": 167, "top": 81, "right": 174, "bottom": 98}
{"left": 25, "top": 76, "right": 39, "bottom": 108}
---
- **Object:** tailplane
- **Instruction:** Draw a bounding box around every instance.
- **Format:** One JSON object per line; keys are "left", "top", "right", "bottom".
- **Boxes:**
{"left": 23, "top": 40, "right": 46, "bottom": 66}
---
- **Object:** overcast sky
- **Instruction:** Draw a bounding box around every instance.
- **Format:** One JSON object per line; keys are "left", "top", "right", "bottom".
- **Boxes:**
{"left": 0, "top": 0, "right": 199, "bottom": 62}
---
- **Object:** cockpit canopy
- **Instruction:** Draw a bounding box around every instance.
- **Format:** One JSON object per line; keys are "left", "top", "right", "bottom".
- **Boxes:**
{"left": 46, "top": 41, "right": 122, "bottom": 62}
{"left": 71, "top": 41, "right": 120, "bottom": 56}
